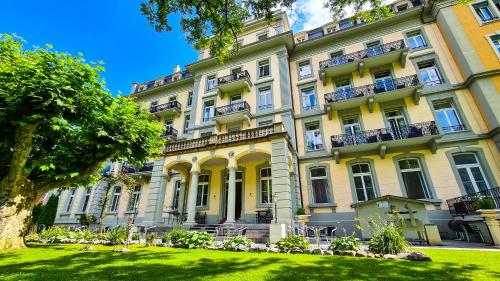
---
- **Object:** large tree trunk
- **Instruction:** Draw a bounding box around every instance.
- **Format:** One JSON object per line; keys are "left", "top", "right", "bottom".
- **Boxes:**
{"left": 0, "top": 194, "right": 33, "bottom": 250}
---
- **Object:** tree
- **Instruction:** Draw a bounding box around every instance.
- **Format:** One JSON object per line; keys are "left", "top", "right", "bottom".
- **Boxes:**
{"left": 0, "top": 34, "right": 165, "bottom": 249}
{"left": 37, "top": 194, "right": 59, "bottom": 229}
{"left": 140, "top": 0, "right": 396, "bottom": 62}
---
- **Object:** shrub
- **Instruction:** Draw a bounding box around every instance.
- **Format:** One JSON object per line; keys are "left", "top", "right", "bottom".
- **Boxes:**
{"left": 145, "top": 232, "right": 158, "bottom": 246}
{"left": 475, "top": 197, "right": 495, "bottom": 209}
{"left": 39, "top": 226, "right": 68, "bottom": 242}
{"left": 131, "top": 233, "right": 141, "bottom": 241}
{"left": 367, "top": 213, "right": 408, "bottom": 255}
{"left": 106, "top": 227, "right": 126, "bottom": 245}
{"left": 222, "top": 235, "right": 253, "bottom": 249}
{"left": 38, "top": 195, "right": 59, "bottom": 228}
{"left": 78, "top": 214, "right": 97, "bottom": 227}
{"left": 276, "top": 235, "right": 310, "bottom": 252}
{"left": 179, "top": 231, "right": 214, "bottom": 249}
{"left": 167, "top": 227, "right": 188, "bottom": 245}
{"left": 77, "top": 230, "right": 96, "bottom": 241}
{"left": 330, "top": 235, "right": 362, "bottom": 252}
{"left": 296, "top": 208, "right": 306, "bottom": 215}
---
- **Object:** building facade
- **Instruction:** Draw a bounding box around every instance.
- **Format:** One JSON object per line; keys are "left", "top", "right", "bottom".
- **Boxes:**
{"left": 55, "top": 0, "right": 500, "bottom": 237}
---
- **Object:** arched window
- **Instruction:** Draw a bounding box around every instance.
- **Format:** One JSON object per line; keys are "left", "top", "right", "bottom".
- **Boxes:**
{"left": 109, "top": 186, "right": 122, "bottom": 212}
{"left": 453, "top": 153, "right": 489, "bottom": 194}
{"left": 351, "top": 163, "right": 376, "bottom": 202}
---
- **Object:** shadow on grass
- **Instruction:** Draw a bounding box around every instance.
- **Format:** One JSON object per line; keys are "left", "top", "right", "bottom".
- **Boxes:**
{"left": 0, "top": 243, "right": 498, "bottom": 281}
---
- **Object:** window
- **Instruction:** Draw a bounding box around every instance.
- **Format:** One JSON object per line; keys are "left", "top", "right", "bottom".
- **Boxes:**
{"left": 351, "top": 163, "right": 377, "bottom": 202}
{"left": 338, "top": 19, "right": 352, "bottom": 30}
{"left": 206, "top": 75, "right": 217, "bottom": 91}
{"left": 257, "top": 31, "right": 268, "bottom": 41}
{"left": 258, "top": 59, "right": 270, "bottom": 78}
{"left": 398, "top": 158, "right": 431, "bottom": 199}
{"left": 474, "top": 2, "right": 496, "bottom": 23}
{"left": 150, "top": 100, "right": 159, "bottom": 110}
{"left": 81, "top": 188, "right": 92, "bottom": 213}
{"left": 305, "top": 122, "right": 323, "bottom": 151}
{"left": 187, "top": 91, "right": 193, "bottom": 106}
{"left": 258, "top": 86, "right": 273, "bottom": 109}
{"left": 301, "top": 87, "right": 317, "bottom": 110}
{"left": 260, "top": 168, "right": 273, "bottom": 204}
{"left": 200, "top": 131, "right": 213, "bottom": 138}
{"left": 495, "top": 0, "right": 500, "bottom": 11}
{"left": 127, "top": 185, "right": 141, "bottom": 212}
{"left": 298, "top": 60, "right": 313, "bottom": 79}
{"left": 65, "top": 189, "right": 76, "bottom": 213}
{"left": 109, "top": 186, "right": 122, "bottom": 212}
{"left": 453, "top": 153, "right": 490, "bottom": 194}
{"left": 196, "top": 174, "right": 209, "bottom": 207}
{"left": 307, "top": 28, "right": 324, "bottom": 40}
{"left": 366, "top": 41, "right": 383, "bottom": 57}
{"left": 230, "top": 94, "right": 242, "bottom": 104}
{"left": 433, "top": 100, "right": 465, "bottom": 132}
{"left": 310, "top": 167, "right": 330, "bottom": 203}
{"left": 374, "top": 70, "right": 395, "bottom": 92}
{"left": 326, "top": 27, "right": 336, "bottom": 33}
{"left": 335, "top": 79, "right": 352, "bottom": 100}
{"left": 385, "top": 109, "right": 408, "bottom": 140}
{"left": 490, "top": 34, "right": 500, "bottom": 54}
{"left": 203, "top": 100, "right": 214, "bottom": 122}
{"left": 343, "top": 115, "right": 362, "bottom": 145}
{"left": 258, "top": 120, "right": 273, "bottom": 127}
{"left": 407, "top": 30, "right": 427, "bottom": 50}
{"left": 418, "top": 60, "right": 443, "bottom": 86}
{"left": 183, "top": 114, "right": 190, "bottom": 134}
{"left": 330, "top": 50, "right": 346, "bottom": 66}
{"left": 172, "top": 180, "right": 181, "bottom": 210}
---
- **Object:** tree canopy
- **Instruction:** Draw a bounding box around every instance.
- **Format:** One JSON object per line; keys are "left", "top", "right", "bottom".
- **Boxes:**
{"left": 140, "top": 0, "right": 395, "bottom": 62}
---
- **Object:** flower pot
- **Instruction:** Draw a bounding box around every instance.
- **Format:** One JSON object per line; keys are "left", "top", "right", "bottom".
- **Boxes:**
{"left": 296, "top": 215, "right": 311, "bottom": 224}
{"left": 477, "top": 209, "right": 500, "bottom": 221}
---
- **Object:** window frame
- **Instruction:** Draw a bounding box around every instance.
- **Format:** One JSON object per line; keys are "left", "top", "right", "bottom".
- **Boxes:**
{"left": 393, "top": 154, "right": 438, "bottom": 202}
{"left": 196, "top": 173, "right": 210, "bottom": 208}
{"left": 80, "top": 188, "right": 92, "bottom": 213}
{"left": 206, "top": 74, "right": 217, "bottom": 92}
{"left": 346, "top": 159, "right": 381, "bottom": 203}
{"left": 257, "top": 85, "right": 273, "bottom": 110}
{"left": 486, "top": 32, "right": 500, "bottom": 60}
{"left": 300, "top": 86, "right": 318, "bottom": 111}
{"left": 257, "top": 58, "right": 271, "bottom": 79}
{"left": 305, "top": 164, "right": 335, "bottom": 208}
{"left": 304, "top": 122, "right": 324, "bottom": 152}
{"left": 432, "top": 99, "right": 466, "bottom": 133}
{"left": 404, "top": 29, "right": 431, "bottom": 51}
{"left": 65, "top": 189, "right": 77, "bottom": 213}
{"left": 297, "top": 59, "right": 313, "bottom": 80}
{"left": 109, "top": 186, "right": 122, "bottom": 213}
{"left": 127, "top": 185, "right": 142, "bottom": 212}
{"left": 259, "top": 166, "right": 273, "bottom": 206}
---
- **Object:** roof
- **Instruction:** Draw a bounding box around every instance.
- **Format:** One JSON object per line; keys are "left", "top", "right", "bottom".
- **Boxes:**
{"left": 351, "top": 195, "right": 429, "bottom": 208}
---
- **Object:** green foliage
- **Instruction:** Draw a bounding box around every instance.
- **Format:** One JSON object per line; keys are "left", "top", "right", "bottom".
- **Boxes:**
{"left": 145, "top": 232, "right": 158, "bottom": 246}
{"left": 166, "top": 227, "right": 188, "bottom": 245}
{"left": 296, "top": 208, "right": 306, "bottom": 215}
{"left": 31, "top": 204, "right": 44, "bottom": 226}
{"left": 367, "top": 214, "right": 409, "bottom": 255}
{"left": 330, "top": 235, "right": 362, "bottom": 252}
{"left": 132, "top": 233, "right": 141, "bottom": 241}
{"left": 77, "top": 214, "right": 97, "bottom": 227}
{"left": 37, "top": 195, "right": 59, "bottom": 228}
{"left": 222, "top": 235, "right": 254, "bottom": 249}
{"left": 178, "top": 231, "right": 214, "bottom": 249}
{"left": 276, "top": 235, "right": 310, "bottom": 252}
{"left": 475, "top": 197, "right": 495, "bottom": 209}
{"left": 39, "top": 226, "right": 68, "bottom": 242}
{"left": 106, "top": 227, "right": 127, "bottom": 246}
{"left": 77, "top": 230, "right": 96, "bottom": 241}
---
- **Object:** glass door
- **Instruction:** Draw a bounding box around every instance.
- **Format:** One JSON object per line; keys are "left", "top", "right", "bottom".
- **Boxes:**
{"left": 343, "top": 116, "right": 362, "bottom": 145}
{"left": 223, "top": 171, "right": 243, "bottom": 220}
{"left": 374, "top": 70, "right": 395, "bottom": 93}
{"left": 385, "top": 109, "right": 407, "bottom": 140}
{"left": 453, "top": 154, "right": 490, "bottom": 194}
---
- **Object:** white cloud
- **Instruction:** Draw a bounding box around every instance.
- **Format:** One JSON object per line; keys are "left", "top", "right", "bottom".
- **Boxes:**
{"left": 287, "top": 0, "right": 333, "bottom": 31}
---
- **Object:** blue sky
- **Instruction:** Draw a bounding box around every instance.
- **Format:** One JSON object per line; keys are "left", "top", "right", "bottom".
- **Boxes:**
{"left": 0, "top": 0, "right": 198, "bottom": 95}
{"left": 0, "top": 0, "right": 331, "bottom": 95}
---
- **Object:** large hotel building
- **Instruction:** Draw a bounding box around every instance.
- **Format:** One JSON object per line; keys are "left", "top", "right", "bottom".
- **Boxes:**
{"left": 54, "top": 0, "right": 500, "bottom": 238}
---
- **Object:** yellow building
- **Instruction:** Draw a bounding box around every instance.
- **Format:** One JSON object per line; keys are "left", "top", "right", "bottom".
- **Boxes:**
{"left": 55, "top": 0, "right": 500, "bottom": 239}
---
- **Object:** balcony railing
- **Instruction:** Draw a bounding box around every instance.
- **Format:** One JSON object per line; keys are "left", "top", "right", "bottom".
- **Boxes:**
{"left": 134, "top": 71, "right": 192, "bottom": 94}
{"left": 319, "top": 39, "right": 406, "bottom": 70}
{"left": 163, "top": 126, "right": 178, "bottom": 138}
{"left": 122, "top": 162, "right": 154, "bottom": 174}
{"left": 446, "top": 187, "right": 500, "bottom": 216}
{"left": 331, "top": 121, "right": 439, "bottom": 148}
{"left": 217, "top": 70, "right": 251, "bottom": 85}
{"left": 325, "top": 75, "right": 420, "bottom": 104}
{"left": 150, "top": 101, "right": 182, "bottom": 114}
{"left": 215, "top": 101, "right": 251, "bottom": 116}
{"left": 164, "top": 123, "right": 284, "bottom": 154}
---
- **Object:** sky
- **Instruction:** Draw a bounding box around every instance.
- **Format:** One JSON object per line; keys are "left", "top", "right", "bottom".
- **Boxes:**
{"left": 0, "top": 0, "right": 332, "bottom": 95}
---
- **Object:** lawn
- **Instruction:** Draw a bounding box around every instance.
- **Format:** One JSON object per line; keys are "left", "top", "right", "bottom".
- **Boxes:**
{"left": 0, "top": 243, "right": 499, "bottom": 281}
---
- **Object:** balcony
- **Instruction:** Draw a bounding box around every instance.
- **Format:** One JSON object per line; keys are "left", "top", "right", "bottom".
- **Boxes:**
{"left": 447, "top": 187, "right": 500, "bottom": 216}
{"left": 330, "top": 121, "right": 440, "bottom": 162}
{"left": 122, "top": 162, "right": 154, "bottom": 177}
{"left": 150, "top": 101, "right": 182, "bottom": 118}
{"left": 217, "top": 70, "right": 252, "bottom": 97}
{"left": 164, "top": 123, "right": 288, "bottom": 155}
{"left": 213, "top": 101, "right": 252, "bottom": 128}
{"left": 163, "top": 126, "right": 178, "bottom": 140}
{"left": 318, "top": 40, "right": 408, "bottom": 85}
{"left": 133, "top": 71, "right": 192, "bottom": 94}
{"left": 324, "top": 75, "right": 422, "bottom": 118}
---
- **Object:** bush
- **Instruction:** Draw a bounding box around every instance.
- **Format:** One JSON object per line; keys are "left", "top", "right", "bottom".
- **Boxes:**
{"left": 106, "top": 227, "right": 126, "bottom": 245}
{"left": 167, "top": 227, "right": 188, "bottom": 245}
{"left": 178, "top": 231, "right": 214, "bottom": 249}
{"left": 39, "top": 226, "right": 68, "bottom": 242}
{"left": 330, "top": 235, "right": 361, "bottom": 252}
{"left": 276, "top": 235, "right": 310, "bottom": 252}
{"left": 476, "top": 197, "right": 495, "bottom": 209}
{"left": 222, "top": 235, "right": 253, "bottom": 249}
{"left": 367, "top": 214, "right": 408, "bottom": 255}
{"left": 131, "top": 233, "right": 141, "bottom": 241}
{"left": 38, "top": 195, "right": 59, "bottom": 228}
{"left": 77, "top": 230, "right": 96, "bottom": 241}
{"left": 296, "top": 208, "right": 306, "bottom": 215}
{"left": 78, "top": 214, "right": 97, "bottom": 227}
{"left": 145, "top": 232, "right": 158, "bottom": 246}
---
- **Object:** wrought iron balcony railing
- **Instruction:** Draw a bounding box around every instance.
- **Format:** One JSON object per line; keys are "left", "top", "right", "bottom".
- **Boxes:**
{"left": 214, "top": 101, "right": 251, "bottom": 116}
{"left": 446, "top": 187, "right": 500, "bottom": 216}
{"left": 325, "top": 75, "right": 420, "bottom": 104}
{"left": 122, "top": 162, "right": 154, "bottom": 174}
{"left": 163, "top": 126, "right": 178, "bottom": 138}
{"left": 331, "top": 121, "right": 439, "bottom": 148}
{"left": 217, "top": 70, "right": 251, "bottom": 85}
{"left": 150, "top": 101, "right": 182, "bottom": 113}
{"left": 134, "top": 71, "right": 191, "bottom": 94}
{"left": 319, "top": 39, "right": 406, "bottom": 70}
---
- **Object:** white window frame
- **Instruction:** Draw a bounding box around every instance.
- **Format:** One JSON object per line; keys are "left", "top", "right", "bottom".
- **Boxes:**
{"left": 305, "top": 122, "right": 324, "bottom": 151}
{"left": 258, "top": 86, "right": 273, "bottom": 109}
{"left": 398, "top": 158, "right": 431, "bottom": 199}
{"left": 433, "top": 100, "right": 464, "bottom": 133}
{"left": 351, "top": 163, "right": 377, "bottom": 202}
{"left": 470, "top": 0, "right": 500, "bottom": 25}
{"left": 301, "top": 87, "right": 317, "bottom": 110}
{"left": 203, "top": 101, "right": 214, "bottom": 122}
{"left": 407, "top": 30, "right": 427, "bottom": 50}
{"left": 310, "top": 167, "right": 330, "bottom": 204}
{"left": 172, "top": 180, "right": 182, "bottom": 210}
{"left": 418, "top": 60, "right": 443, "bottom": 86}
{"left": 80, "top": 188, "right": 92, "bottom": 213}
{"left": 65, "top": 189, "right": 76, "bottom": 213}
{"left": 298, "top": 60, "right": 313, "bottom": 79}
{"left": 206, "top": 75, "right": 217, "bottom": 91}
{"left": 127, "top": 185, "right": 141, "bottom": 212}
{"left": 486, "top": 31, "right": 500, "bottom": 60}
{"left": 196, "top": 174, "right": 210, "bottom": 207}
{"left": 453, "top": 153, "right": 490, "bottom": 194}
{"left": 258, "top": 59, "right": 270, "bottom": 78}
{"left": 109, "top": 186, "right": 122, "bottom": 212}
{"left": 260, "top": 167, "right": 273, "bottom": 204}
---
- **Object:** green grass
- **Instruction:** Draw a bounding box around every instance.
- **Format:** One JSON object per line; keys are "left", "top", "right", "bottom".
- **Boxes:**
{"left": 0, "top": 243, "right": 499, "bottom": 281}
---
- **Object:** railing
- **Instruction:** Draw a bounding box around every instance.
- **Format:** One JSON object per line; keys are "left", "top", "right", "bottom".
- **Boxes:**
{"left": 319, "top": 39, "right": 406, "bottom": 70}
{"left": 217, "top": 70, "right": 251, "bottom": 85}
{"left": 150, "top": 101, "right": 182, "bottom": 113}
{"left": 164, "top": 124, "right": 281, "bottom": 154}
{"left": 122, "top": 162, "right": 154, "bottom": 174}
{"left": 331, "top": 121, "right": 439, "bottom": 148}
{"left": 446, "top": 187, "right": 500, "bottom": 216}
{"left": 325, "top": 75, "right": 420, "bottom": 104}
{"left": 135, "top": 71, "right": 191, "bottom": 94}
{"left": 163, "top": 126, "right": 178, "bottom": 138}
{"left": 215, "top": 101, "right": 251, "bottom": 116}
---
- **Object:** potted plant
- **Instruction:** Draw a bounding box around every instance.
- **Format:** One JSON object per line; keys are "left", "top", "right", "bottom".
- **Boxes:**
{"left": 476, "top": 197, "right": 499, "bottom": 221}
{"left": 295, "top": 208, "right": 310, "bottom": 224}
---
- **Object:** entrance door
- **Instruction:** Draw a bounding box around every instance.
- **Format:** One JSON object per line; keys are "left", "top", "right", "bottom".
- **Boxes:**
{"left": 224, "top": 171, "right": 243, "bottom": 220}
{"left": 385, "top": 109, "right": 407, "bottom": 140}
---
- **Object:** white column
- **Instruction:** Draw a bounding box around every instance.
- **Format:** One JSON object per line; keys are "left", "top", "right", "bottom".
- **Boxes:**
{"left": 185, "top": 165, "right": 200, "bottom": 224}
{"left": 226, "top": 166, "right": 237, "bottom": 224}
